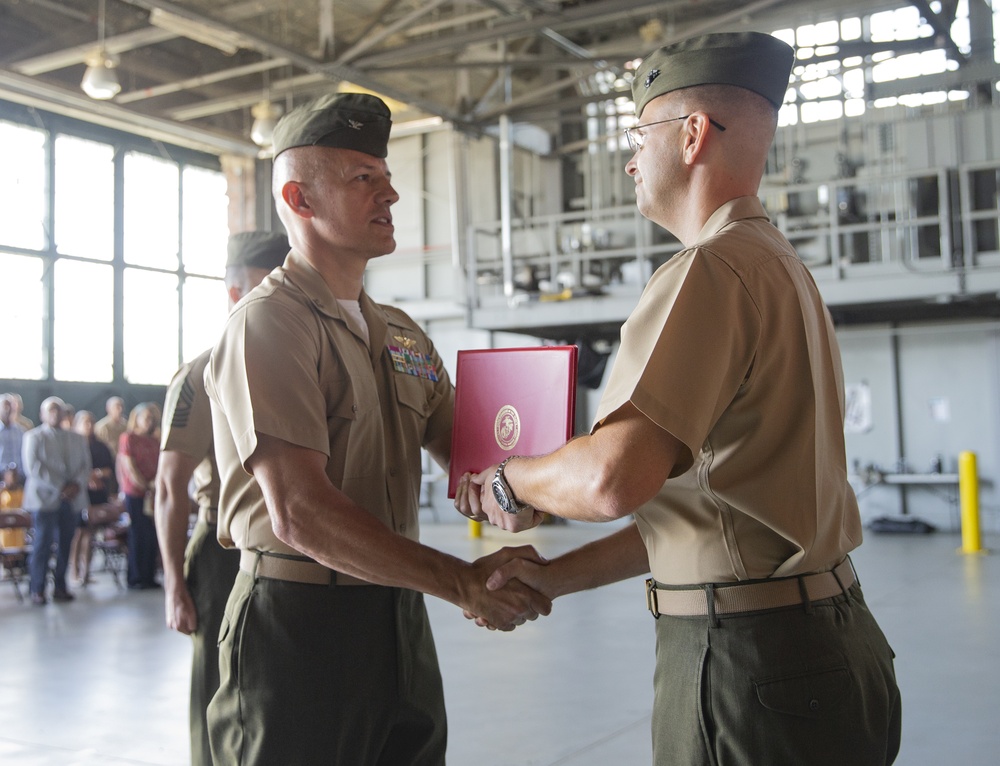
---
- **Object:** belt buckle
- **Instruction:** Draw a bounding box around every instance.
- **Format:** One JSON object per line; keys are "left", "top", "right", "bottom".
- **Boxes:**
{"left": 645, "top": 578, "right": 660, "bottom": 619}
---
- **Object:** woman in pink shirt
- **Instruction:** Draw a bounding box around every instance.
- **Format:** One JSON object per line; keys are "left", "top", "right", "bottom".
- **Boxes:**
{"left": 118, "top": 402, "right": 161, "bottom": 590}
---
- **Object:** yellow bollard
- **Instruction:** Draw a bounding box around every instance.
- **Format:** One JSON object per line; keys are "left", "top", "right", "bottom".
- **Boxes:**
{"left": 468, "top": 518, "right": 482, "bottom": 539}
{"left": 958, "top": 451, "right": 985, "bottom": 554}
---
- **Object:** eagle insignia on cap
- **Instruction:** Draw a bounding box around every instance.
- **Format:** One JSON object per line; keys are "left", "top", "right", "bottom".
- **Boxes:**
{"left": 644, "top": 69, "right": 660, "bottom": 88}
{"left": 348, "top": 119, "right": 363, "bottom": 130}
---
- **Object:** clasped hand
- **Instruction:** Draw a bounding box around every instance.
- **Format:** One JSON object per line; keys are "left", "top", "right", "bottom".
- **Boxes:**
{"left": 463, "top": 545, "right": 552, "bottom": 631}
{"left": 453, "top": 468, "right": 544, "bottom": 533}
{"left": 464, "top": 546, "right": 555, "bottom": 630}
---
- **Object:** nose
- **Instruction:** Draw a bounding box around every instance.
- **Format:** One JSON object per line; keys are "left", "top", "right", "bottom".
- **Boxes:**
{"left": 380, "top": 180, "right": 399, "bottom": 206}
{"left": 625, "top": 153, "right": 638, "bottom": 177}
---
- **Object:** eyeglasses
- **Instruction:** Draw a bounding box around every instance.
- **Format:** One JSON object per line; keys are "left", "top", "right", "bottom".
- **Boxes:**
{"left": 624, "top": 114, "right": 727, "bottom": 152}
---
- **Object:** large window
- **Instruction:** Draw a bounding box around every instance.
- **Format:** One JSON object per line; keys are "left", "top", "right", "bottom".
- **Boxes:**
{"left": 0, "top": 121, "right": 46, "bottom": 251}
{"left": 55, "top": 135, "right": 114, "bottom": 260}
{"left": 0, "top": 111, "right": 229, "bottom": 385}
{"left": 53, "top": 260, "right": 114, "bottom": 382}
{"left": 3, "top": 254, "right": 45, "bottom": 380}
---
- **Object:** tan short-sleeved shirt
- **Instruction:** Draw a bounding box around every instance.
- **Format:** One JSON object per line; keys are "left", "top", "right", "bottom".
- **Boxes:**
{"left": 95, "top": 416, "right": 126, "bottom": 458}
{"left": 595, "top": 197, "right": 862, "bottom": 585}
{"left": 204, "top": 250, "right": 454, "bottom": 554}
{"left": 160, "top": 348, "right": 219, "bottom": 512}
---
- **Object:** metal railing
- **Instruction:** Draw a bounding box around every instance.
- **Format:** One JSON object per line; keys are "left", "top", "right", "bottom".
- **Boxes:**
{"left": 467, "top": 160, "right": 1000, "bottom": 309}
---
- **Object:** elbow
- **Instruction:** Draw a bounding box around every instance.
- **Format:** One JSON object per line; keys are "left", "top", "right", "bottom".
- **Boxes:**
{"left": 585, "top": 451, "right": 667, "bottom": 522}
{"left": 154, "top": 474, "right": 168, "bottom": 501}
{"left": 586, "top": 463, "right": 639, "bottom": 522}
{"left": 270, "top": 510, "right": 296, "bottom": 547}
{"left": 269, "top": 504, "right": 311, "bottom": 552}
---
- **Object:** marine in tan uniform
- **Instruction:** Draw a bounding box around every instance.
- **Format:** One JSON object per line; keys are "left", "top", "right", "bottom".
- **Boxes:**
{"left": 458, "top": 32, "right": 901, "bottom": 765}
{"left": 154, "top": 230, "right": 288, "bottom": 766}
{"left": 203, "top": 92, "right": 551, "bottom": 765}
{"left": 94, "top": 396, "right": 126, "bottom": 459}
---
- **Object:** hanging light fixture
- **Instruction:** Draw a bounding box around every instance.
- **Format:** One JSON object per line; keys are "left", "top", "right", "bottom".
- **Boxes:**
{"left": 81, "top": 0, "right": 121, "bottom": 100}
{"left": 250, "top": 99, "right": 282, "bottom": 147}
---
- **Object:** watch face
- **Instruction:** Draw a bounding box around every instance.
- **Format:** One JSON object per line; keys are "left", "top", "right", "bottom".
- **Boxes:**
{"left": 492, "top": 478, "right": 510, "bottom": 512}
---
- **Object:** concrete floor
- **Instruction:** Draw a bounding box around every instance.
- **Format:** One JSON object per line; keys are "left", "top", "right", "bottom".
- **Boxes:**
{"left": 1, "top": 518, "right": 998, "bottom": 765}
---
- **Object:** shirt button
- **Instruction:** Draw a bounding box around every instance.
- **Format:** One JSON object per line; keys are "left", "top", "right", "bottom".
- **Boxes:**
{"left": 389, "top": 467, "right": 397, "bottom": 477}
{"left": 399, "top": 523, "right": 407, "bottom": 533}
{"left": 809, "top": 699, "right": 820, "bottom": 712}
{"left": 351, "top": 404, "right": 358, "bottom": 412}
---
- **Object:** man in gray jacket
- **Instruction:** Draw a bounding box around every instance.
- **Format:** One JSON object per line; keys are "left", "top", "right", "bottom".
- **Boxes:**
{"left": 22, "top": 396, "right": 91, "bottom": 605}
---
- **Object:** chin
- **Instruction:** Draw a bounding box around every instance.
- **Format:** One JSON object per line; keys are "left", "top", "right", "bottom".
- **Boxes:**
{"left": 373, "top": 240, "right": 396, "bottom": 258}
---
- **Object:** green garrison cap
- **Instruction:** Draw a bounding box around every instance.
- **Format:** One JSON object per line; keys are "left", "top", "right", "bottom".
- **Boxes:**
{"left": 633, "top": 32, "right": 794, "bottom": 117}
{"left": 270, "top": 92, "right": 392, "bottom": 160}
{"left": 226, "top": 231, "right": 289, "bottom": 269}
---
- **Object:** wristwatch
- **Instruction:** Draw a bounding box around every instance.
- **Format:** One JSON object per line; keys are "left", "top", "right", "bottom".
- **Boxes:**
{"left": 492, "top": 456, "right": 529, "bottom": 515}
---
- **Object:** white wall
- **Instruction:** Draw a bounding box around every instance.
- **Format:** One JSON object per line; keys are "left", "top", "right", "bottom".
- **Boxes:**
{"left": 839, "top": 321, "right": 1000, "bottom": 530}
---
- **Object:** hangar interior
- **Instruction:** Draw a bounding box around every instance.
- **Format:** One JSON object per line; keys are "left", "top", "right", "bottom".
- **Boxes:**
{"left": 3, "top": 0, "right": 1000, "bottom": 528}
{"left": 1, "top": 2, "right": 999, "bottom": 764}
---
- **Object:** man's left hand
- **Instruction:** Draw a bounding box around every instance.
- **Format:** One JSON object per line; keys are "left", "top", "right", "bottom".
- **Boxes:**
{"left": 453, "top": 468, "right": 545, "bottom": 533}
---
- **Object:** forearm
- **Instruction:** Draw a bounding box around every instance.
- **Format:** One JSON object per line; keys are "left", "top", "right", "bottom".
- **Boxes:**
{"left": 268, "top": 480, "right": 475, "bottom": 605}
{"left": 487, "top": 402, "right": 682, "bottom": 525}
{"left": 490, "top": 522, "right": 649, "bottom": 601}
{"left": 544, "top": 522, "right": 649, "bottom": 597}
{"left": 249, "top": 432, "right": 550, "bottom": 629}
{"left": 505, "top": 438, "right": 629, "bottom": 522}
{"left": 121, "top": 457, "right": 148, "bottom": 490}
{"left": 154, "top": 471, "right": 195, "bottom": 587}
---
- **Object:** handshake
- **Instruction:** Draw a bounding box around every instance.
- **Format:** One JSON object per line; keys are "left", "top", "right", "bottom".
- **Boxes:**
{"left": 462, "top": 544, "right": 554, "bottom": 632}
{"left": 455, "top": 463, "right": 558, "bottom": 632}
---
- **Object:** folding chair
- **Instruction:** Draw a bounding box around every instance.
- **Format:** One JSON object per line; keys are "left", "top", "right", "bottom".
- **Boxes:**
{"left": 86, "top": 500, "right": 129, "bottom": 590}
{"left": 0, "top": 510, "right": 33, "bottom": 603}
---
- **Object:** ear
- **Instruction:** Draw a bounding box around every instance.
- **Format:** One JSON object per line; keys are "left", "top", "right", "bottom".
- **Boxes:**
{"left": 681, "top": 112, "right": 712, "bottom": 165}
{"left": 281, "top": 180, "right": 314, "bottom": 219}
{"left": 227, "top": 284, "right": 243, "bottom": 304}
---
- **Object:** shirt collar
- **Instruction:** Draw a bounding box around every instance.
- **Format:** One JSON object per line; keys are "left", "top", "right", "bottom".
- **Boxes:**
{"left": 695, "top": 196, "right": 770, "bottom": 243}
{"left": 282, "top": 249, "right": 390, "bottom": 347}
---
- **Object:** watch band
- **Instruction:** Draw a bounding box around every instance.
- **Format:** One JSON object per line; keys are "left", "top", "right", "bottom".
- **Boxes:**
{"left": 494, "top": 456, "right": 528, "bottom": 514}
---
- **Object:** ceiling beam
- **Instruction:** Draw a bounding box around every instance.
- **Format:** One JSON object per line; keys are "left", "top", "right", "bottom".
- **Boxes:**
{"left": 10, "top": 0, "right": 275, "bottom": 76}
{"left": 116, "top": 0, "right": 470, "bottom": 125}
{"left": 337, "top": 0, "right": 450, "bottom": 65}
{"left": 116, "top": 57, "right": 291, "bottom": 104}
{"left": 0, "top": 68, "right": 257, "bottom": 156}
{"left": 351, "top": 0, "right": 674, "bottom": 68}
{"left": 908, "top": 0, "right": 966, "bottom": 64}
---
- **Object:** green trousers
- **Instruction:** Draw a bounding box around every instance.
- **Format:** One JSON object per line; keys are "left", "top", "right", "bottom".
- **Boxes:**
{"left": 208, "top": 567, "right": 447, "bottom": 765}
{"left": 652, "top": 582, "right": 901, "bottom": 765}
{"left": 184, "top": 520, "right": 240, "bottom": 766}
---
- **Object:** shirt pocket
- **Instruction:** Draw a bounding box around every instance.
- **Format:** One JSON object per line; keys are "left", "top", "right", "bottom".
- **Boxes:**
{"left": 326, "top": 375, "right": 380, "bottom": 484}
{"left": 394, "top": 373, "right": 431, "bottom": 419}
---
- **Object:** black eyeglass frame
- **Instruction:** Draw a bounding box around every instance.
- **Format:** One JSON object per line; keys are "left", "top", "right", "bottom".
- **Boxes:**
{"left": 624, "top": 114, "right": 727, "bottom": 152}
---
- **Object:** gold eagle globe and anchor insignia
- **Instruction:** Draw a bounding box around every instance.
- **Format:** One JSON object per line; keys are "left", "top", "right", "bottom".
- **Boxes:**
{"left": 494, "top": 404, "right": 521, "bottom": 451}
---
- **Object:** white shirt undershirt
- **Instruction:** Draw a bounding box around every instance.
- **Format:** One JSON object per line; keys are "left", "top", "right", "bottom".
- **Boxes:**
{"left": 337, "top": 298, "right": 370, "bottom": 349}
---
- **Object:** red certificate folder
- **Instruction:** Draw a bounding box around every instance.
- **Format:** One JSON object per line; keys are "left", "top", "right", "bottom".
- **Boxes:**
{"left": 448, "top": 346, "right": 578, "bottom": 497}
